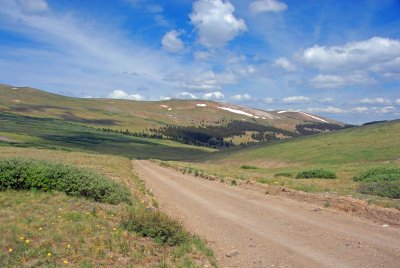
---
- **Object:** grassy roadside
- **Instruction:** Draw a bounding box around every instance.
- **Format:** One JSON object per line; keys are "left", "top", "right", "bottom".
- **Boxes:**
{"left": 0, "top": 146, "right": 217, "bottom": 267}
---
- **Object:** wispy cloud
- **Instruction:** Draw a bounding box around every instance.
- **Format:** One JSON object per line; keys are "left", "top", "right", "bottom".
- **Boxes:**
{"left": 249, "top": 0, "right": 288, "bottom": 14}
{"left": 359, "top": 98, "right": 391, "bottom": 105}
{"left": 310, "top": 73, "right": 376, "bottom": 88}
{"left": 162, "top": 30, "right": 185, "bottom": 53}
{"left": 282, "top": 96, "right": 310, "bottom": 103}
{"left": 274, "top": 57, "right": 296, "bottom": 72}
{"left": 0, "top": 0, "right": 197, "bottom": 97}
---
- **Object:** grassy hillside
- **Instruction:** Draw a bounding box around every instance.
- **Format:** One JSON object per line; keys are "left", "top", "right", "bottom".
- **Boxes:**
{"left": 213, "top": 120, "right": 400, "bottom": 165}
{"left": 0, "top": 84, "right": 345, "bottom": 147}
{"left": 166, "top": 121, "right": 400, "bottom": 208}
{"left": 0, "top": 113, "right": 214, "bottom": 161}
{"left": 0, "top": 147, "right": 216, "bottom": 267}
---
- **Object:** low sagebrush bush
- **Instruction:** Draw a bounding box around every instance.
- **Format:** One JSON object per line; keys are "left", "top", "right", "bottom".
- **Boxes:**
{"left": 0, "top": 158, "right": 132, "bottom": 204}
{"left": 357, "top": 181, "right": 400, "bottom": 199}
{"left": 296, "top": 168, "right": 337, "bottom": 179}
{"left": 353, "top": 166, "right": 400, "bottom": 182}
{"left": 240, "top": 165, "right": 258, "bottom": 169}
{"left": 121, "top": 207, "right": 187, "bottom": 246}
{"left": 353, "top": 166, "right": 400, "bottom": 198}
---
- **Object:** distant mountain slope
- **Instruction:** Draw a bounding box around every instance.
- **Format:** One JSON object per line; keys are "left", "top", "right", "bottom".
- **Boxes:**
{"left": 0, "top": 84, "right": 347, "bottom": 147}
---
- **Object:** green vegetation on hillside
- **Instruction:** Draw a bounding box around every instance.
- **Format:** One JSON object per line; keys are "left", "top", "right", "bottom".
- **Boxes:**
{"left": 0, "top": 113, "right": 213, "bottom": 161}
{"left": 212, "top": 120, "right": 400, "bottom": 165}
{"left": 0, "top": 158, "right": 132, "bottom": 204}
{"left": 296, "top": 169, "right": 337, "bottom": 179}
{"left": 354, "top": 167, "right": 400, "bottom": 198}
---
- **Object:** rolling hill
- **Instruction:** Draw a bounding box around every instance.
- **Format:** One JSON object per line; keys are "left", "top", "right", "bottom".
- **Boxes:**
{"left": 0, "top": 84, "right": 347, "bottom": 147}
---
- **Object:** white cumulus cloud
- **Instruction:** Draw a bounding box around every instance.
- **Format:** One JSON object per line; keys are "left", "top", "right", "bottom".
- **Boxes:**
{"left": 161, "top": 30, "right": 185, "bottom": 53}
{"left": 359, "top": 98, "right": 391, "bottom": 105}
{"left": 180, "top": 92, "right": 197, "bottom": 99}
{"left": 351, "top": 107, "right": 368, "bottom": 113}
{"left": 203, "top": 91, "right": 224, "bottom": 100}
{"left": 282, "top": 96, "right": 310, "bottom": 103}
{"left": 274, "top": 57, "right": 296, "bottom": 72}
{"left": 158, "top": 96, "right": 171, "bottom": 101}
{"left": 249, "top": 0, "right": 287, "bottom": 14}
{"left": 108, "top": 90, "right": 144, "bottom": 100}
{"left": 231, "top": 93, "right": 251, "bottom": 100}
{"left": 302, "top": 37, "right": 400, "bottom": 72}
{"left": 396, "top": 99, "right": 400, "bottom": 105}
{"left": 190, "top": 0, "right": 247, "bottom": 48}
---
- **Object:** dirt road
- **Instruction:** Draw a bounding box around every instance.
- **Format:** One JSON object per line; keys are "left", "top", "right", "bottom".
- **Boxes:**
{"left": 134, "top": 160, "right": 400, "bottom": 268}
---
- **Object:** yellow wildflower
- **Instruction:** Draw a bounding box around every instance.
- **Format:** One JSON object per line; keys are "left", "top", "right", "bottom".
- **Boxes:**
{"left": 47, "top": 252, "right": 52, "bottom": 257}
{"left": 20, "top": 236, "right": 24, "bottom": 240}
{"left": 39, "top": 227, "right": 42, "bottom": 230}
{"left": 25, "top": 239, "right": 30, "bottom": 244}
{"left": 8, "top": 248, "right": 13, "bottom": 253}
{"left": 113, "top": 227, "right": 116, "bottom": 231}
{"left": 67, "top": 244, "right": 71, "bottom": 249}
{"left": 63, "top": 260, "right": 68, "bottom": 264}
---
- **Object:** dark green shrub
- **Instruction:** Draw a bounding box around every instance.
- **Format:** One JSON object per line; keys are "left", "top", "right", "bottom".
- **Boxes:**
{"left": 357, "top": 181, "right": 400, "bottom": 199}
{"left": 121, "top": 207, "right": 187, "bottom": 246}
{"left": 0, "top": 158, "right": 132, "bottom": 204}
{"left": 296, "top": 169, "right": 337, "bottom": 179}
{"left": 240, "top": 165, "right": 258, "bottom": 169}
{"left": 274, "top": 172, "right": 293, "bottom": 177}
{"left": 353, "top": 167, "right": 400, "bottom": 182}
{"left": 353, "top": 167, "right": 400, "bottom": 198}
{"left": 231, "top": 179, "right": 237, "bottom": 186}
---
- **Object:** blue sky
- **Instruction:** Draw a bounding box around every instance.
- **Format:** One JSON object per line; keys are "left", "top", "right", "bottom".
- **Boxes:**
{"left": 0, "top": 0, "right": 400, "bottom": 124}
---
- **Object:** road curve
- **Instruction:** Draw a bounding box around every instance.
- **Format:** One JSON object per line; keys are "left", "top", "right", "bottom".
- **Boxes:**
{"left": 134, "top": 160, "right": 400, "bottom": 268}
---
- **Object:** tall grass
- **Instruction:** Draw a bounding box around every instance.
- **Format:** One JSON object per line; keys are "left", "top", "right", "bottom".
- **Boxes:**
{"left": 121, "top": 206, "right": 187, "bottom": 246}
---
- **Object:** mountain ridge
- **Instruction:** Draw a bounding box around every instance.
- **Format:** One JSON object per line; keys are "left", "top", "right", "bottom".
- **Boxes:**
{"left": 0, "top": 84, "right": 348, "bottom": 147}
